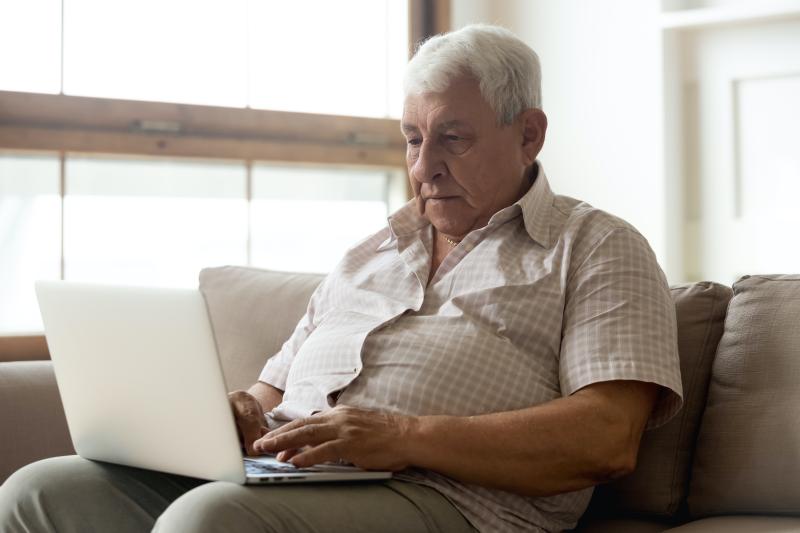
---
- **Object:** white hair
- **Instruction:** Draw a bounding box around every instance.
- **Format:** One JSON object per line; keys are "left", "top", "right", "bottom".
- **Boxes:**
{"left": 404, "top": 24, "right": 542, "bottom": 125}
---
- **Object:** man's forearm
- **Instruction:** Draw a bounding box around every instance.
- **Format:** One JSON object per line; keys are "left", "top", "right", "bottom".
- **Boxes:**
{"left": 247, "top": 381, "right": 284, "bottom": 413}
{"left": 403, "top": 381, "right": 657, "bottom": 497}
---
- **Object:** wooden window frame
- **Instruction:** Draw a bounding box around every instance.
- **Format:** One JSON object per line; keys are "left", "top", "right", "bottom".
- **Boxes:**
{"left": 0, "top": 0, "right": 451, "bottom": 168}
{"left": 0, "top": 91, "right": 406, "bottom": 167}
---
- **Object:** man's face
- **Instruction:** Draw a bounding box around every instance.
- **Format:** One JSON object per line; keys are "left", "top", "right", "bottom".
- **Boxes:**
{"left": 401, "top": 77, "right": 544, "bottom": 238}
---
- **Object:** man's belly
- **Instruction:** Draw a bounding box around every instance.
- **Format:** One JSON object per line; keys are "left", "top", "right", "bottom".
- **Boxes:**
{"left": 336, "top": 314, "right": 562, "bottom": 417}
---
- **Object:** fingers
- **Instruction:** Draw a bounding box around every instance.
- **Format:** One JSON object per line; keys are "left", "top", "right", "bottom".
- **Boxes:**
{"left": 228, "top": 391, "right": 267, "bottom": 456}
{"left": 275, "top": 448, "right": 301, "bottom": 462}
{"left": 249, "top": 406, "right": 407, "bottom": 471}
{"left": 289, "top": 441, "right": 344, "bottom": 468}
{"left": 264, "top": 413, "right": 324, "bottom": 437}
{"left": 237, "top": 414, "right": 265, "bottom": 456}
{"left": 254, "top": 422, "right": 336, "bottom": 455}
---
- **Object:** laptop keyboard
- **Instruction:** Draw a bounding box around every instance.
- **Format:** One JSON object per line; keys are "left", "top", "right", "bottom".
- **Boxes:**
{"left": 245, "top": 459, "right": 326, "bottom": 475}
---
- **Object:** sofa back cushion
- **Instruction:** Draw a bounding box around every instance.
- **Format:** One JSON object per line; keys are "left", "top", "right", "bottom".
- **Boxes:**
{"left": 585, "top": 281, "right": 732, "bottom": 519}
{"left": 0, "top": 361, "right": 75, "bottom": 484}
{"left": 199, "top": 266, "right": 324, "bottom": 391}
{"left": 688, "top": 274, "right": 800, "bottom": 517}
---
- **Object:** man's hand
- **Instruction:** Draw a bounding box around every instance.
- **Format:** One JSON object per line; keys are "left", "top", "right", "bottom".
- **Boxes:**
{"left": 228, "top": 390, "right": 268, "bottom": 456}
{"left": 253, "top": 405, "right": 416, "bottom": 471}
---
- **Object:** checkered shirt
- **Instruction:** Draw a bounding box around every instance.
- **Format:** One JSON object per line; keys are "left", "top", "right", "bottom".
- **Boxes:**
{"left": 260, "top": 164, "right": 683, "bottom": 532}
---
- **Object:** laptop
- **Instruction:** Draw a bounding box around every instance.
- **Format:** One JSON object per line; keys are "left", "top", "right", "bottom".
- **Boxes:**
{"left": 35, "top": 280, "right": 392, "bottom": 485}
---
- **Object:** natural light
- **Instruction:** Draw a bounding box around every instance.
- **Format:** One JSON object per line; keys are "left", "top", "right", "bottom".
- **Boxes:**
{"left": 0, "top": 0, "right": 408, "bottom": 117}
{"left": 0, "top": 1, "right": 410, "bottom": 333}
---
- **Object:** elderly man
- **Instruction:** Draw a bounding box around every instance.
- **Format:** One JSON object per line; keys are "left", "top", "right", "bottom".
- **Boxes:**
{"left": 0, "top": 24, "right": 681, "bottom": 533}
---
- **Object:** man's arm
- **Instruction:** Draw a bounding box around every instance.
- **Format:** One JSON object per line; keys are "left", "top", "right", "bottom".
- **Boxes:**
{"left": 247, "top": 381, "right": 284, "bottom": 412}
{"left": 404, "top": 380, "right": 658, "bottom": 497}
{"left": 255, "top": 379, "right": 658, "bottom": 497}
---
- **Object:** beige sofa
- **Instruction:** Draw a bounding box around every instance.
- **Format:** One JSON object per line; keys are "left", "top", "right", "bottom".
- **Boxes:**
{"left": 1, "top": 267, "right": 799, "bottom": 532}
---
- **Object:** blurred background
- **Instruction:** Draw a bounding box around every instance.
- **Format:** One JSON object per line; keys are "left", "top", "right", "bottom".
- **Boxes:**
{"left": 1, "top": 0, "right": 799, "bottom": 335}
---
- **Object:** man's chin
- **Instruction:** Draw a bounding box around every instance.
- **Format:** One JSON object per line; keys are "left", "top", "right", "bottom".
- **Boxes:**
{"left": 428, "top": 219, "right": 471, "bottom": 240}
{"left": 422, "top": 200, "right": 473, "bottom": 232}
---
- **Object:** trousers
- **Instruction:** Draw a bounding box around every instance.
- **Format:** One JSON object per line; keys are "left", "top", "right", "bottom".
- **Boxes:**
{"left": 0, "top": 456, "right": 476, "bottom": 533}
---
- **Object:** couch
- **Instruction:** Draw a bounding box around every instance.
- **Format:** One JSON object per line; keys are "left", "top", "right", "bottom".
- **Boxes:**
{"left": 1, "top": 267, "right": 799, "bottom": 532}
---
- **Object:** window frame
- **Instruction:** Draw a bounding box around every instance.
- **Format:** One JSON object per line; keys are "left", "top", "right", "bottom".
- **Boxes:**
{"left": 0, "top": 91, "right": 406, "bottom": 167}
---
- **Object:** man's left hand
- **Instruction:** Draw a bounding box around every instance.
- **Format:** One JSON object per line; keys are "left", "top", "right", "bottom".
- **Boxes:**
{"left": 253, "top": 405, "right": 416, "bottom": 471}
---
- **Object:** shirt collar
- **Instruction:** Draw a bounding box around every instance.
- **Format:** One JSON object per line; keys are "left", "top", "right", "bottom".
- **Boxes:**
{"left": 515, "top": 162, "right": 555, "bottom": 247}
{"left": 378, "top": 161, "right": 555, "bottom": 251}
{"left": 377, "top": 199, "right": 428, "bottom": 252}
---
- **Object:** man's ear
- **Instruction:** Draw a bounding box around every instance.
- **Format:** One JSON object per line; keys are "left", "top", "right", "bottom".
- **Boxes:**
{"left": 520, "top": 108, "right": 547, "bottom": 166}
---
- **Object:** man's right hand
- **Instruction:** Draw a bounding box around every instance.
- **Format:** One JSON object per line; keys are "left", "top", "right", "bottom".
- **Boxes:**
{"left": 228, "top": 390, "right": 268, "bottom": 455}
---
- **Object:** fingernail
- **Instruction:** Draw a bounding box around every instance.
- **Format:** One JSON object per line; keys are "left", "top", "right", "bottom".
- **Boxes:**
{"left": 277, "top": 451, "right": 287, "bottom": 462}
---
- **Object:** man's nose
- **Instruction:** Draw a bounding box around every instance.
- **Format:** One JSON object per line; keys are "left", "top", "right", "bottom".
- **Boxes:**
{"left": 412, "top": 140, "right": 446, "bottom": 183}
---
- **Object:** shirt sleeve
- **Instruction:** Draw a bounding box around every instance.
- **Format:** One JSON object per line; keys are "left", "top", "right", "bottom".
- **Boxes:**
{"left": 258, "top": 279, "right": 327, "bottom": 391}
{"left": 559, "top": 227, "right": 683, "bottom": 429}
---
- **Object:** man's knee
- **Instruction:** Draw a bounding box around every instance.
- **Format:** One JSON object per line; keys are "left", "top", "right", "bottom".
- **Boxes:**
{"left": 0, "top": 456, "right": 97, "bottom": 506}
{"left": 154, "top": 482, "right": 277, "bottom": 533}
{"left": 0, "top": 455, "right": 191, "bottom": 533}
{"left": 0, "top": 456, "right": 102, "bottom": 533}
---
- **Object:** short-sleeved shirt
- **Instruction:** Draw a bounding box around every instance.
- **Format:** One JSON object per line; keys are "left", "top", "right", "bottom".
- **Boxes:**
{"left": 259, "top": 164, "right": 683, "bottom": 532}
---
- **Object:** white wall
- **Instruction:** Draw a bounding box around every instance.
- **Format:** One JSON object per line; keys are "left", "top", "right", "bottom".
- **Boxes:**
{"left": 451, "top": 1, "right": 674, "bottom": 279}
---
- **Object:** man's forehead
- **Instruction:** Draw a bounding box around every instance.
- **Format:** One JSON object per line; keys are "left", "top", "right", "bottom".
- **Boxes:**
{"left": 401, "top": 97, "right": 478, "bottom": 132}
{"left": 402, "top": 80, "right": 489, "bottom": 131}
{"left": 401, "top": 117, "right": 471, "bottom": 133}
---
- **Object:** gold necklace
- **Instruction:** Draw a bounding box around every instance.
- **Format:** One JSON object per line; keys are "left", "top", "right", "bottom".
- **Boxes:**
{"left": 442, "top": 235, "right": 461, "bottom": 247}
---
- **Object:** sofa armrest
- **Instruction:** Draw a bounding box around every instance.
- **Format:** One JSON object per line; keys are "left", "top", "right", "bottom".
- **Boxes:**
{"left": 0, "top": 361, "right": 73, "bottom": 484}
{"left": 0, "top": 335, "right": 50, "bottom": 363}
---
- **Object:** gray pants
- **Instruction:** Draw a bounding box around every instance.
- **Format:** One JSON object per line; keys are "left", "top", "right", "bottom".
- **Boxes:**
{"left": 0, "top": 456, "right": 476, "bottom": 533}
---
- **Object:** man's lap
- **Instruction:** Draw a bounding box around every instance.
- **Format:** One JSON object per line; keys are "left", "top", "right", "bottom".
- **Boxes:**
{"left": 0, "top": 456, "right": 475, "bottom": 533}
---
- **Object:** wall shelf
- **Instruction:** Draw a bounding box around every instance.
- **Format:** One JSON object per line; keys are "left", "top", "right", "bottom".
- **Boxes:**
{"left": 660, "top": 0, "right": 800, "bottom": 29}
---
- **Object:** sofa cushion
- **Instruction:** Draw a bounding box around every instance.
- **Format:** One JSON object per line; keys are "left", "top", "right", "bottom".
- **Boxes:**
{"left": 199, "top": 266, "right": 324, "bottom": 391}
{"left": 0, "top": 361, "right": 74, "bottom": 484}
{"left": 688, "top": 275, "right": 800, "bottom": 517}
{"left": 586, "top": 282, "right": 732, "bottom": 518}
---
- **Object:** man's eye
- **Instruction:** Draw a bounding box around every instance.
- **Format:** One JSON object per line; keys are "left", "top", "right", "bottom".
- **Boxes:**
{"left": 445, "top": 135, "right": 462, "bottom": 142}
{"left": 407, "top": 138, "right": 422, "bottom": 146}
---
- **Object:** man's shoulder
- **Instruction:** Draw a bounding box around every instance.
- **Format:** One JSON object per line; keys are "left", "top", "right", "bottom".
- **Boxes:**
{"left": 547, "top": 194, "right": 655, "bottom": 274}
{"left": 551, "top": 193, "right": 644, "bottom": 248}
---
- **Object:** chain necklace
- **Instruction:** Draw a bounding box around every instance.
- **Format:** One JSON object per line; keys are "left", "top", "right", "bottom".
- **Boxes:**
{"left": 442, "top": 235, "right": 461, "bottom": 247}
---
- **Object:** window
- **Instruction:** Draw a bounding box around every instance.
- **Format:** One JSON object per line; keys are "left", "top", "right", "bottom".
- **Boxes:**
{"left": 251, "top": 164, "right": 407, "bottom": 272}
{"left": 62, "top": 0, "right": 249, "bottom": 108}
{"left": 0, "top": 1, "right": 448, "bottom": 337}
{"left": 0, "top": 0, "right": 61, "bottom": 94}
{"left": 0, "top": 151, "right": 407, "bottom": 333}
{"left": 247, "top": 1, "right": 408, "bottom": 118}
{"left": 63, "top": 157, "right": 248, "bottom": 287}
{"left": 2, "top": 0, "right": 409, "bottom": 118}
{"left": 0, "top": 154, "right": 61, "bottom": 332}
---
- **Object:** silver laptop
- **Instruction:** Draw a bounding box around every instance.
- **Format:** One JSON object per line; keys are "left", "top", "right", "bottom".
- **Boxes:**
{"left": 35, "top": 281, "right": 391, "bottom": 485}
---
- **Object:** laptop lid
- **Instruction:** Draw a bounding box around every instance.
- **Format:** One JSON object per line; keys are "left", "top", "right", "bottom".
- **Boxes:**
{"left": 36, "top": 281, "right": 247, "bottom": 483}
